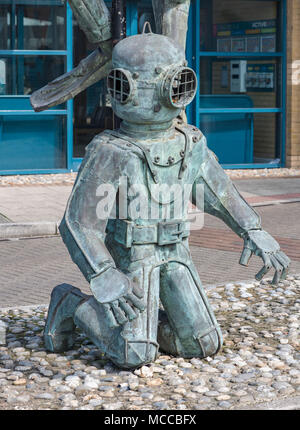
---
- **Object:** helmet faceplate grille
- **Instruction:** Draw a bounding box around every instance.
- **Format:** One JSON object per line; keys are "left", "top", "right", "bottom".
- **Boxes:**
{"left": 171, "top": 68, "right": 197, "bottom": 108}
{"left": 108, "top": 69, "right": 132, "bottom": 104}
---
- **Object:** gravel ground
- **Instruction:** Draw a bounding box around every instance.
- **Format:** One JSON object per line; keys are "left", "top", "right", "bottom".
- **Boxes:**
{"left": 226, "top": 168, "right": 300, "bottom": 180}
{"left": 0, "top": 168, "right": 300, "bottom": 187}
{"left": 0, "top": 275, "right": 299, "bottom": 411}
{"left": 0, "top": 173, "right": 77, "bottom": 187}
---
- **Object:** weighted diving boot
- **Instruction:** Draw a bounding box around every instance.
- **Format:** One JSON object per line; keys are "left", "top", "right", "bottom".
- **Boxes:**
{"left": 44, "top": 284, "right": 89, "bottom": 352}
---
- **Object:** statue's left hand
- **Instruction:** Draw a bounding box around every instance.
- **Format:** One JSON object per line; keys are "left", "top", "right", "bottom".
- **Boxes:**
{"left": 239, "top": 229, "right": 291, "bottom": 285}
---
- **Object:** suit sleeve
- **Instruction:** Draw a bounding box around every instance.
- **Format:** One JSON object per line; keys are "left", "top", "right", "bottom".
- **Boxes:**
{"left": 59, "top": 135, "right": 124, "bottom": 281}
{"left": 192, "top": 136, "right": 261, "bottom": 237}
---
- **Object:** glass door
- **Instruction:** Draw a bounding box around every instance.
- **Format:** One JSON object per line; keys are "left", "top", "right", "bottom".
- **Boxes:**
{"left": 187, "top": 0, "right": 286, "bottom": 168}
{"left": 72, "top": 0, "right": 139, "bottom": 160}
{"left": 72, "top": 1, "right": 114, "bottom": 159}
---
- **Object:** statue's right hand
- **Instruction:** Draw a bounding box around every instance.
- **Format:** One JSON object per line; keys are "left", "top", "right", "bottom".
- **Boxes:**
{"left": 90, "top": 267, "right": 145, "bottom": 328}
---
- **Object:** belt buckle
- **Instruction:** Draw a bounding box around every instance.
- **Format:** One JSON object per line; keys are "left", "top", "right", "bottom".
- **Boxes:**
{"left": 114, "top": 219, "right": 133, "bottom": 248}
{"left": 158, "top": 220, "right": 185, "bottom": 246}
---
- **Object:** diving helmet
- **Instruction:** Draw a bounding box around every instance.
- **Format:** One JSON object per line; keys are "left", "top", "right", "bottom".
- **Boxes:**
{"left": 107, "top": 30, "right": 197, "bottom": 125}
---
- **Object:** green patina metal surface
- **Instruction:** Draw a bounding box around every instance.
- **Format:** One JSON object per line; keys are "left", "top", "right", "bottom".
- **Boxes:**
{"left": 38, "top": 3, "right": 290, "bottom": 369}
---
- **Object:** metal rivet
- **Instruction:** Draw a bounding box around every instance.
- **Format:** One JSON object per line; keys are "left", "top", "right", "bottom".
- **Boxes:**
{"left": 180, "top": 150, "right": 185, "bottom": 157}
{"left": 154, "top": 156, "right": 160, "bottom": 163}
{"left": 168, "top": 156, "right": 175, "bottom": 164}
{"left": 193, "top": 136, "right": 198, "bottom": 143}
{"left": 132, "top": 72, "right": 139, "bottom": 79}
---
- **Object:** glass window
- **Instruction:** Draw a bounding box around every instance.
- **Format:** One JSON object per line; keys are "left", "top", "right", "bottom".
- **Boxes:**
{"left": 199, "top": 112, "right": 281, "bottom": 165}
{"left": 200, "top": 0, "right": 280, "bottom": 52}
{"left": 0, "top": 1, "right": 68, "bottom": 174}
{"left": 253, "top": 112, "right": 281, "bottom": 162}
{"left": 199, "top": 57, "right": 281, "bottom": 108}
{"left": 0, "top": 55, "right": 65, "bottom": 95}
{"left": 196, "top": 0, "right": 284, "bottom": 166}
{"left": 0, "top": 115, "right": 67, "bottom": 170}
{"left": 0, "top": 2, "right": 66, "bottom": 51}
{"left": 0, "top": 5, "right": 11, "bottom": 50}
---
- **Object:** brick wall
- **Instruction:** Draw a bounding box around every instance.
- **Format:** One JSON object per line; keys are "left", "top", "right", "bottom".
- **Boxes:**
{"left": 286, "top": 0, "right": 300, "bottom": 168}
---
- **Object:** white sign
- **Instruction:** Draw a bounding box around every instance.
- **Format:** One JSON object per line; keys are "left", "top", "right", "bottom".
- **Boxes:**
{"left": 292, "top": 60, "right": 300, "bottom": 85}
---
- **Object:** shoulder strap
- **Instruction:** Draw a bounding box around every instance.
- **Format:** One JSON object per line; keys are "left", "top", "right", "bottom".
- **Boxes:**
{"left": 109, "top": 131, "right": 159, "bottom": 184}
{"left": 175, "top": 126, "right": 190, "bottom": 180}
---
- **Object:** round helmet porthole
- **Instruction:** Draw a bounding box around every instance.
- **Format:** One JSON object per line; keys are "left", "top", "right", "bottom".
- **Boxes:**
{"left": 107, "top": 68, "right": 133, "bottom": 104}
{"left": 167, "top": 67, "right": 197, "bottom": 108}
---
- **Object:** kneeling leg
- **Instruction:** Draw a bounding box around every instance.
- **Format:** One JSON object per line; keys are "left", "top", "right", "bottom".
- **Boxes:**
{"left": 44, "top": 265, "right": 160, "bottom": 370}
{"left": 158, "top": 262, "right": 223, "bottom": 358}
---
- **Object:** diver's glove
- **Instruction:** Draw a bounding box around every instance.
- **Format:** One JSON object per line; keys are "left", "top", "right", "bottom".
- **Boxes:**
{"left": 239, "top": 229, "right": 291, "bottom": 285}
{"left": 90, "top": 266, "right": 145, "bottom": 328}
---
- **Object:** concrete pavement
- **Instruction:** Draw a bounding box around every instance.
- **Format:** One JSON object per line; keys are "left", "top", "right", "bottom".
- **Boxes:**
{"left": 233, "top": 177, "right": 300, "bottom": 196}
{"left": 0, "top": 185, "right": 71, "bottom": 223}
{"left": 0, "top": 177, "right": 299, "bottom": 225}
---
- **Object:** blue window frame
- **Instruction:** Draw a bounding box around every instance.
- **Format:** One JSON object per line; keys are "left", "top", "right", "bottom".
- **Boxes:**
{"left": 0, "top": 0, "right": 73, "bottom": 174}
{"left": 186, "top": 0, "right": 287, "bottom": 169}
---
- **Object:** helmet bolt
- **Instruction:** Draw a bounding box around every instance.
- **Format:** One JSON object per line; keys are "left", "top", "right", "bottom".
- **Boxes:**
{"left": 180, "top": 150, "right": 185, "bottom": 157}
{"left": 168, "top": 156, "right": 175, "bottom": 164}
{"left": 193, "top": 136, "right": 198, "bottom": 143}
{"left": 132, "top": 72, "right": 139, "bottom": 79}
{"left": 154, "top": 156, "right": 160, "bottom": 163}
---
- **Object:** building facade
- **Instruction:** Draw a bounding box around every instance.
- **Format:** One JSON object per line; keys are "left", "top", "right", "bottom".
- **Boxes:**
{"left": 0, "top": 0, "right": 299, "bottom": 174}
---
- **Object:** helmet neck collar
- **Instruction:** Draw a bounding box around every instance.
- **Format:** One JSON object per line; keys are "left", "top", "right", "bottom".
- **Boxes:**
{"left": 120, "top": 120, "right": 175, "bottom": 140}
